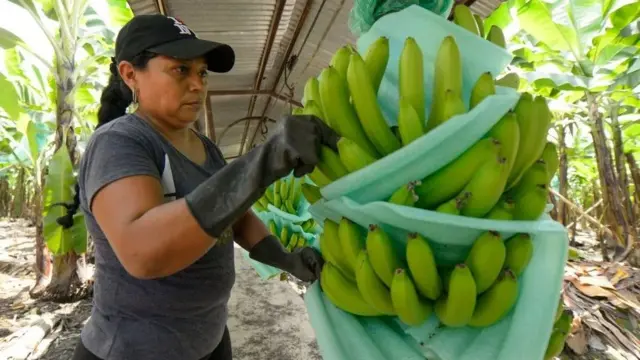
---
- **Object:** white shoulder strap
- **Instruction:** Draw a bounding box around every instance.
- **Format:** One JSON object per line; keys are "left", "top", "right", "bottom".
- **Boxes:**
{"left": 161, "top": 153, "right": 177, "bottom": 202}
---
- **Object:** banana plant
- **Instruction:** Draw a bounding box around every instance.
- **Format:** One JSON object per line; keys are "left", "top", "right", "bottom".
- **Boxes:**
{"left": 0, "top": 0, "right": 131, "bottom": 301}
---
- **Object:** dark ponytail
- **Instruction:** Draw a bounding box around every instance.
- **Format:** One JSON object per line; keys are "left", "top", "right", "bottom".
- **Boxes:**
{"left": 55, "top": 51, "right": 157, "bottom": 229}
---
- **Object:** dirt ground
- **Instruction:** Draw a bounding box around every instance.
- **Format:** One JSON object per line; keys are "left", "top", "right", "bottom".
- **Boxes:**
{"left": 0, "top": 218, "right": 322, "bottom": 360}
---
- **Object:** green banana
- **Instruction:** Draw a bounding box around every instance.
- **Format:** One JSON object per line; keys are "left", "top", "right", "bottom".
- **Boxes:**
{"left": 415, "top": 137, "right": 501, "bottom": 209}
{"left": 554, "top": 310, "right": 573, "bottom": 334}
{"left": 487, "top": 25, "right": 506, "bottom": 48}
{"left": 474, "top": 14, "right": 485, "bottom": 37}
{"left": 303, "top": 99, "right": 326, "bottom": 122}
{"left": 356, "top": 250, "right": 396, "bottom": 315}
{"left": 318, "top": 66, "right": 378, "bottom": 156}
{"left": 397, "top": 97, "right": 425, "bottom": 146}
{"left": 399, "top": 37, "right": 425, "bottom": 124}
{"left": 348, "top": 51, "right": 402, "bottom": 156}
{"left": 292, "top": 107, "right": 304, "bottom": 115}
{"left": 504, "top": 233, "right": 534, "bottom": 277}
{"left": 543, "top": 329, "right": 567, "bottom": 360}
{"left": 435, "top": 263, "right": 477, "bottom": 327}
{"left": 253, "top": 200, "right": 266, "bottom": 212}
{"left": 512, "top": 184, "right": 549, "bottom": 221}
{"left": 319, "top": 219, "right": 355, "bottom": 281}
{"left": 485, "top": 111, "right": 520, "bottom": 173}
{"left": 273, "top": 192, "right": 282, "bottom": 208}
{"left": 459, "top": 155, "right": 510, "bottom": 218}
{"left": 320, "top": 262, "right": 381, "bottom": 316}
{"left": 554, "top": 298, "right": 564, "bottom": 323}
{"left": 303, "top": 77, "right": 325, "bottom": 118}
{"left": 428, "top": 36, "right": 462, "bottom": 130}
{"left": 406, "top": 232, "right": 442, "bottom": 300}
{"left": 508, "top": 159, "right": 548, "bottom": 196}
{"left": 470, "top": 72, "right": 496, "bottom": 109}
{"left": 391, "top": 268, "right": 433, "bottom": 326}
{"left": 339, "top": 217, "right": 366, "bottom": 275}
{"left": 286, "top": 233, "right": 299, "bottom": 251}
{"left": 264, "top": 186, "right": 275, "bottom": 203}
{"left": 337, "top": 137, "right": 379, "bottom": 173}
{"left": 258, "top": 195, "right": 269, "bottom": 209}
{"left": 317, "top": 146, "right": 349, "bottom": 180}
{"left": 465, "top": 231, "right": 506, "bottom": 293}
{"left": 540, "top": 142, "right": 559, "bottom": 183}
{"left": 280, "top": 178, "right": 289, "bottom": 200}
{"left": 435, "top": 192, "right": 471, "bottom": 215}
{"left": 308, "top": 167, "right": 332, "bottom": 187}
{"left": 364, "top": 36, "right": 390, "bottom": 94}
{"left": 330, "top": 45, "right": 353, "bottom": 80}
{"left": 507, "top": 94, "right": 552, "bottom": 190}
{"left": 301, "top": 183, "right": 322, "bottom": 204}
{"left": 285, "top": 199, "right": 296, "bottom": 214}
{"left": 468, "top": 269, "right": 519, "bottom": 327}
{"left": 388, "top": 181, "right": 419, "bottom": 207}
{"left": 280, "top": 226, "right": 290, "bottom": 247}
{"left": 366, "top": 224, "right": 403, "bottom": 288}
{"left": 268, "top": 220, "right": 277, "bottom": 236}
{"left": 426, "top": 88, "right": 466, "bottom": 132}
{"left": 485, "top": 197, "right": 515, "bottom": 220}
{"left": 495, "top": 72, "right": 520, "bottom": 89}
{"left": 453, "top": 5, "right": 481, "bottom": 36}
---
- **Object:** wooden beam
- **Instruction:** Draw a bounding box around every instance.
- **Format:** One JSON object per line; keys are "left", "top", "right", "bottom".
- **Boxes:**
{"left": 155, "top": 0, "right": 167, "bottom": 15}
{"left": 206, "top": 90, "right": 302, "bottom": 108}
{"left": 238, "top": 0, "right": 287, "bottom": 156}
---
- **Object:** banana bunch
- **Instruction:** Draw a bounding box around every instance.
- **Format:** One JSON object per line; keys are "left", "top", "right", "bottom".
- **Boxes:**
{"left": 266, "top": 220, "right": 313, "bottom": 252}
{"left": 254, "top": 176, "right": 304, "bottom": 215}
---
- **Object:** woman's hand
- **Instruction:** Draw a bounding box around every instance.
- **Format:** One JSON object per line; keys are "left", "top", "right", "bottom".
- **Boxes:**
{"left": 248, "top": 235, "right": 324, "bottom": 283}
{"left": 284, "top": 246, "right": 324, "bottom": 282}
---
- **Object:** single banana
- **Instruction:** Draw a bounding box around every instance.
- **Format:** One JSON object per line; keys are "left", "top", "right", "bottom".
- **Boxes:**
{"left": 453, "top": 5, "right": 481, "bottom": 36}
{"left": 280, "top": 178, "right": 289, "bottom": 200}
{"left": 388, "top": 181, "right": 420, "bottom": 207}
{"left": 487, "top": 25, "right": 506, "bottom": 48}
{"left": 273, "top": 193, "right": 282, "bottom": 208}
{"left": 485, "top": 197, "right": 515, "bottom": 220}
{"left": 330, "top": 45, "right": 353, "bottom": 80}
{"left": 253, "top": 200, "right": 266, "bottom": 212}
{"left": 468, "top": 269, "right": 519, "bottom": 327}
{"left": 543, "top": 329, "right": 567, "bottom": 360}
{"left": 268, "top": 220, "right": 278, "bottom": 235}
{"left": 319, "top": 219, "right": 355, "bottom": 281}
{"left": 364, "top": 36, "right": 390, "bottom": 94}
{"left": 339, "top": 217, "right": 366, "bottom": 275}
{"left": 554, "top": 298, "right": 564, "bottom": 323}
{"left": 435, "top": 191, "right": 471, "bottom": 215}
{"left": 426, "top": 88, "right": 466, "bottom": 132}
{"left": 301, "top": 183, "right": 322, "bottom": 204}
{"left": 356, "top": 250, "right": 396, "bottom": 315}
{"left": 415, "top": 137, "right": 501, "bottom": 209}
{"left": 318, "top": 66, "right": 379, "bottom": 156}
{"left": 258, "top": 195, "right": 269, "bottom": 209}
{"left": 320, "top": 262, "right": 381, "bottom": 316}
{"left": 317, "top": 145, "right": 349, "bottom": 180}
{"left": 302, "top": 100, "right": 326, "bottom": 123}
{"left": 397, "top": 97, "right": 425, "bottom": 146}
{"left": 337, "top": 137, "right": 379, "bottom": 173}
{"left": 465, "top": 231, "right": 506, "bottom": 293}
{"left": 554, "top": 310, "right": 573, "bottom": 334}
{"left": 428, "top": 36, "right": 462, "bottom": 130}
{"left": 495, "top": 72, "right": 520, "bottom": 89}
{"left": 470, "top": 71, "right": 496, "bottom": 109}
{"left": 507, "top": 95, "right": 552, "bottom": 190}
{"left": 504, "top": 233, "right": 534, "bottom": 277}
{"left": 280, "top": 226, "right": 290, "bottom": 247}
{"left": 474, "top": 14, "right": 485, "bottom": 37}
{"left": 435, "top": 263, "right": 477, "bottom": 327}
{"left": 540, "top": 142, "right": 559, "bottom": 183}
{"left": 291, "top": 178, "right": 301, "bottom": 205}
{"left": 348, "top": 52, "right": 402, "bottom": 156}
{"left": 512, "top": 184, "right": 549, "bottom": 221}
{"left": 366, "top": 224, "right": 403, "bottom": 288}
{"left": 399, "top": 37, "right": 425, "bottom": 123}
{"left": 291, "top": 107, "right": 304, "bottom": 115}
{"left": 391, "top": 268, "right": 433, "bottom": 326}
{"left": 308, "top": 167, "right": 332, "bottom": 187}
{"left": 286, "top": 233, "right": 299, "bottom": 251}
{"left": 485, "top": 111, "right": 520, "bottom": 173}
{"left": 406, "top": 232, "right": 442, "bottom": 300}
{"left": 303, "top": 77, "right": 325, "bottom": 118}
{"left": 508, "top": 159, "right": 548, "bottom": 195}
{"left": 459, "top": 155, "right": 510, "bottom": 218}
{"left": 285, "top": 199, "right": 296, "bottom": 214}
{"left": 264, "top": 186, "right": 275, "bottom": 203}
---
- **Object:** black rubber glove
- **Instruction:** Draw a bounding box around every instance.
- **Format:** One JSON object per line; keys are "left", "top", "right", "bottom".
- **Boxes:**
{"left": 249, "top": 235, "right": 324, "bottom": 282}
{"left": 184, "top": 114, "right": 339, "bottom": 238}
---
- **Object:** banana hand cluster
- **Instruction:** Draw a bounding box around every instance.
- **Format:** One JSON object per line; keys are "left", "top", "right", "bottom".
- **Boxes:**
{"left": 266, "top": 219, "right": 313, "bottom": 252}
{"left": 254, "top": 177, "right": 303, "bottom": 216}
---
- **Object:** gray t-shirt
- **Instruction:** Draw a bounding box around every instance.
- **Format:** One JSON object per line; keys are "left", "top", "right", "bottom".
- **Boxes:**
{"left": 77, "top": 113, "right": 236, "bottom": 360}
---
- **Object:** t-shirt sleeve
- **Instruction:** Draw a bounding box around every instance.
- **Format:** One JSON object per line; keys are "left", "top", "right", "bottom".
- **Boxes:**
{"left": 80, "top": 130, "right": 162, "bottom": 211}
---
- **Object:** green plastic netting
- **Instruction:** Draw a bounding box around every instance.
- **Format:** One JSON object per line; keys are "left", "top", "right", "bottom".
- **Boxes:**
{"left": 348, "top": 0, "right": 454, "bottom": 36}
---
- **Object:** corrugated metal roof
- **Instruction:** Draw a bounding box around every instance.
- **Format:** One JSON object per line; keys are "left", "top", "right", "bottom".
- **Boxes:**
{"left": 125, "top": 0, "right": 505, "bottom": 160}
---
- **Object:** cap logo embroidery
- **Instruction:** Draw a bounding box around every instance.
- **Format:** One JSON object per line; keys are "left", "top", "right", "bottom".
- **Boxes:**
{"left": 168, "top": 16, "right": 192, "bottom": 35}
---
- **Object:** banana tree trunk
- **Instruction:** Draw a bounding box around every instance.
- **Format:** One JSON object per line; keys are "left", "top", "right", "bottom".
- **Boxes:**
{"left": 30, "top": 176, "right": 51, "bottom": 298}
{"left": 610, "top": 105, "right": 635, "bottom": 226}
{"left": 625, "top": 152, "right": 640, "bottom": 217}
{"left": 557, "top": 124, "right": 569, "bottom": 225}
{"left": 586, "top": 93, "right": 632, "bottom": 261}
{"left": 11, "top": 167, "right": 25, "bottom": 218}
{"left": 0, "top": 178, "right": 10, "bottom": 217}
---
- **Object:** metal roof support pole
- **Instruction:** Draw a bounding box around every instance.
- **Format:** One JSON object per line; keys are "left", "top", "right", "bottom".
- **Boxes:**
{"left": 154, "top": 0, "right": 167, "bottom": 15}
{"left": 246, "top": 0, "right": 314, "bottom": 153}
{"left": 204, "top": 94, "right": 216, "bottom": 142}
{"left": 237, "top": 0, "right": 287, "bottom": 156}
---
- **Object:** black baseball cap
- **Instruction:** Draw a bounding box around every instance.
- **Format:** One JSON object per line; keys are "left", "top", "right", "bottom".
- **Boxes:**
{"left": 114, "top": 14, "right": 235, "bottom": 73}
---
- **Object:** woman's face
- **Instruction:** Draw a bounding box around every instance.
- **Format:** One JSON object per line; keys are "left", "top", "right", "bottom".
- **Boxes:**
{"left": 121, "top": 55, "right": 209, "bottom": 128}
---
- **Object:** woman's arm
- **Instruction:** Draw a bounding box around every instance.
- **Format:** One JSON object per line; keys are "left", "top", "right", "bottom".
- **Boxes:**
{"left": 232, "top": 210, "right": 271, "bottom": 251}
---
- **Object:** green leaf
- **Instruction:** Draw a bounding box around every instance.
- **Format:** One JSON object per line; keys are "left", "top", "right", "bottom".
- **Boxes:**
{"left": 0, "top": 27, "right": 23, "bottom": 49}
{"left": 610, "top": 2, "right": 640, "bottom": 30}
{"left": 0, "top": 73, "right": 22, "bottom": 119}
{"left": 106, "top": 0, "right": 133, "bottom": 28}
{"left": 43, "top": 144, "right": 77, "bottom": 255}
{"left": 16, "top": 113, "right": 39, "bottom": 165}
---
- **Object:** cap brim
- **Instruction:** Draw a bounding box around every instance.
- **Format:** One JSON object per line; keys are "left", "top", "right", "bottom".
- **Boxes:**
{"left": 148, "top": 38, "right": 235, "bottom": 73}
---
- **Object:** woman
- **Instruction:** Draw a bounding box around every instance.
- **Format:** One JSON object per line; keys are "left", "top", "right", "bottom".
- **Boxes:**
{"left": 65, "top": 14, "right": 337, "bottom": 360}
